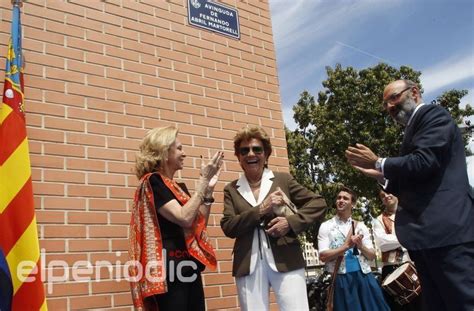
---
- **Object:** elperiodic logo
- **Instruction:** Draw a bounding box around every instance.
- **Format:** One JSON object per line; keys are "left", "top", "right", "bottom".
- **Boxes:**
{"left": 16, "top": 249, "right": 199, "bottom": 294}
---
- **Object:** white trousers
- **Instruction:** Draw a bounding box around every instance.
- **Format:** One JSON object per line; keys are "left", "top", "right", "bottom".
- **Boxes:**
{"left": 236, "top": 254, "right": 309, "bottom": 311}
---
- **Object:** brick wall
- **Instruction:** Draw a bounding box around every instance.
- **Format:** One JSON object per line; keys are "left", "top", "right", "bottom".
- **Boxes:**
{"left": 0, "top": 0, "right": 288, "bottom": 309}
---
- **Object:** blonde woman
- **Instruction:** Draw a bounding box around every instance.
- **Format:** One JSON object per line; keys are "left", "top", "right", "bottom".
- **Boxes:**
{"left": 129, "top": 126, "right": 224, "bottom": 310}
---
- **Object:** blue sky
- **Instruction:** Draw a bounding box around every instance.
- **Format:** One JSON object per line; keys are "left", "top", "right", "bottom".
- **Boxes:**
{"left": 269, "top": 0, "right": 474, "bottom": 184}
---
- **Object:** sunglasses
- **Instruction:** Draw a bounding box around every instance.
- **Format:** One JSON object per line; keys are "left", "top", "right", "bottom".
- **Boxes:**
{"left": 239, "top": 146, "right": 264, "bottom": 156}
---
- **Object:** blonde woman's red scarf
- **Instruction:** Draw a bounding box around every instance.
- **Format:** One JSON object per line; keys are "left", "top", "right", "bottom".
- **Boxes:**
{"left": 128, "top": 173, "right": 216, "bottom": 310}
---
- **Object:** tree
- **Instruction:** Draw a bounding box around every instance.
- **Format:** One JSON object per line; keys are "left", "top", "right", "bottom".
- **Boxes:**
{"left": 286, "top": 63, "right": 473, "bottom": 246}
{"left": 432, "top": 89, "right": 474, "bottom": 155}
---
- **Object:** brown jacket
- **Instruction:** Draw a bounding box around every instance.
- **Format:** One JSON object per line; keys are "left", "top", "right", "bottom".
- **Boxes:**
{"left": 220, "top": 170, "right": 327, "bottom": 277}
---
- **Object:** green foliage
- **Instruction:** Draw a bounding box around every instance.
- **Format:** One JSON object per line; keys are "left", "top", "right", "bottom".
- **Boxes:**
{"left": 286, "top": 63, "right": 473, "bottom": 246}
{"left": 432, "top": 89, "right": 473, "bottom": 155}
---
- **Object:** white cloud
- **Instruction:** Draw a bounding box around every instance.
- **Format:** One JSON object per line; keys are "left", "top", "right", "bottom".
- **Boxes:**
{"left": 335, "top": 41, "right": 396, "bottom": 65}
{"left": 282, "top": 106, "right": 297, "bottom": 130}
{"left": 270, "top": 0, "right": 407, "bottom": 129}
{"left": 270, "top": 0, "right": 474, "bottom": 133}
{"left": 460, "top": 87, "right": 474, "bottom": 109}
{"left": 270, "top": 0, "right": 403, "bottom": 62}
{"left": 421, "top": 53, "right": 474, "bottom": 95}
{"left": 280, "top": 43, "right": 343, "bottom": 95}
{"left": 277, "top": 39, "right": 348, "bottom": 129}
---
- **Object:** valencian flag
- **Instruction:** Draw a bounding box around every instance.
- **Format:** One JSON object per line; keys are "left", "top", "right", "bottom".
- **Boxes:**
{"left": 0, "top": 2, "right": 47, "bottom": 310}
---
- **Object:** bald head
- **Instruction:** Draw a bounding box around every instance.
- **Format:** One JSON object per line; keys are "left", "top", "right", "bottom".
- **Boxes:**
{"left": 384, "top": 80, "right": 410, "bottom": 96}
{"left": 383, "top": 80, "right": 422, "bottom": 105}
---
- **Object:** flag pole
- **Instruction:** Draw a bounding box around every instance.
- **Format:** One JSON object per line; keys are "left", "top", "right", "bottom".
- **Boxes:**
{"left": 11, "top": 0, "right": 22, "bottom": 7}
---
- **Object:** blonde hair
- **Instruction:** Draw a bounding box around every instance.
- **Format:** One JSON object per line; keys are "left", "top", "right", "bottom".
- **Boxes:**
{"left": 233, "top": 126, "right": 272, "bottom": 167}
{"left": 134, "top": 126, "right": 178, "bottom": 179}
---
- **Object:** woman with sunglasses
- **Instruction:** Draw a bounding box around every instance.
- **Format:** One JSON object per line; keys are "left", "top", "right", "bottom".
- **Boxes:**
{"left": 129, "top": 126, "right": 224, "bottom": 310}
{"left": 220, "top": 126, "right": 327, "bottom": 311}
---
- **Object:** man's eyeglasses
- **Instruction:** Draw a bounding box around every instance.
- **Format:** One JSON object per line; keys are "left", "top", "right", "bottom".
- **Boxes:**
{"left": 239, "top": 146, "right": 264, "bottom": 156}
{"left": 382, "top": 86, "right": 412, "bottom": 108}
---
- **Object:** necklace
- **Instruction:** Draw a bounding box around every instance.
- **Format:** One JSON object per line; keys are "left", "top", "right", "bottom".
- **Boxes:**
{"left": 248, "top": 180, "right": 262, "bottom": 188}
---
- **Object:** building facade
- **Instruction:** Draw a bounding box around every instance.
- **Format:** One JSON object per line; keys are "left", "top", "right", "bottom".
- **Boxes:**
{"left": 0, "top": 0, "right": 288, "bottom": 309}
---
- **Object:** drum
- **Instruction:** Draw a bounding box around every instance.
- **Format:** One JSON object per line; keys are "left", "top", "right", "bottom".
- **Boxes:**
{"left": 382, "top": 262, "right": 421, "bottom": 305}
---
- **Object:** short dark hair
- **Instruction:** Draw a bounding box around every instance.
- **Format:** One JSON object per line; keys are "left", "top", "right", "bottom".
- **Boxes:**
{"left": 339, "top": 186, "right": 357, "bottom": 203}
{"left": 233, "top": 126, "right": 272, "bottom": 167}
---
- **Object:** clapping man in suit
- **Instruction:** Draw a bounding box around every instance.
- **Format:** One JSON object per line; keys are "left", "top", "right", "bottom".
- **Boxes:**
{"left": 345, "top": 79, "right": 474, "bottom": 311}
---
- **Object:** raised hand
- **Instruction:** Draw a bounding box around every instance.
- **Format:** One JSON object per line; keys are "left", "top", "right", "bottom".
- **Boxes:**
{"left": 350, "top": 234, "right": 363, "bottom": 248}
{"left": 208, "top": 167, "right": 222, "bottom": 189}
{"left": 196, "top": 151, "right": 224, "bottom": 198}
{"left": 353, "top": 165, "right": 385, "bottom": 183}
{"left": 204, "top": 166, "right": 223, "bottom": 199}
{"left": 200, "top": 151, "right": 224, "bottom": 181}
{"left": 345, "top": 143, "right": 378, "bottom": 169}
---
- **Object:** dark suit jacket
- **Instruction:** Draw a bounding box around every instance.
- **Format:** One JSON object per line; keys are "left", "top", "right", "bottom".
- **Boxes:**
{"left": 220, "top": 171, "right": 327, "bottom": 277}
{"left": 385, "top": 104, "right": 474, "bottom": 250}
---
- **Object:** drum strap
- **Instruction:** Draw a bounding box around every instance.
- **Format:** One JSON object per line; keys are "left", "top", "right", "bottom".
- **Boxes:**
{"left": 382, "top": 212, "right": 394, "bottom": 234}
{"left": 326, "top": 221, "right": 357, "bottom": 311}
{"left": 326, "top": 255, "right": 343, "bottom": 311}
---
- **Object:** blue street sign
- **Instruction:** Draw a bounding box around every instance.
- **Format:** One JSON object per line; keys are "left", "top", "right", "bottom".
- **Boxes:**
{"left": 188, "top": 0, "right": 240, "bottom": 40}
